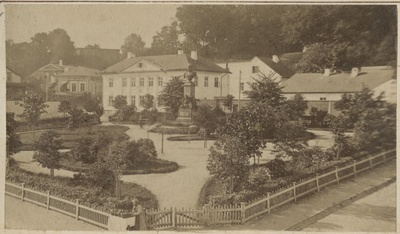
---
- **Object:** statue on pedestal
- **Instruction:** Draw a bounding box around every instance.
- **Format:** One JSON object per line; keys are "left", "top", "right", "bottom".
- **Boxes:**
{"left": 176, "top": 66, "right": 197, "bottom": 122}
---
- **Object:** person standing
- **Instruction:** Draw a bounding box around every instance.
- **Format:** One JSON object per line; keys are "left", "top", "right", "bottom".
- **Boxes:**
{"left": 131, "top": 199, "right": 147, "bottom": 230}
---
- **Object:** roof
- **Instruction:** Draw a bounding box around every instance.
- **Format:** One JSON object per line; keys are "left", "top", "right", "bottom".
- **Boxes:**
{"left": 257, "top": 57, "right": 295, "bottom": 78}
{"left": 104, "top": 53, "right": 229, "bottom": 74}
{"left": 6, "top": 66, "right": 22, "bottom": 77}
{"left": 55, "top": 66, "right": 101, "bottom": 77}
{"left": 282, "top": 66, "right": 395, "bottom": 93}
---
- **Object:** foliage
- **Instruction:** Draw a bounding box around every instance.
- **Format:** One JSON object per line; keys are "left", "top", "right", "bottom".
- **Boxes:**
{"left": 6, "top": 113, "right": 22, "bottom": 156}
{"left": 120, "top": 33, "right": 146, "bottom": 56}
{"left": 309, "top": 107, "right": 328, "bottom": 127}
{"left": 140, "top": 108, "right": 158, "bottom": 124}
{"left": 150, "top": 21, "right": 181, "bottom": 55}
{"left": 58, "top": 100, "right": 71, "bottom": 117}
{"left": 113, "top": 95, "right": 128, "bottom": 110}
{"left": 248, "top": 167, "right": 271, "bottom": 189}
{"left": 207, "top": 135, "right": 250, "bottom": 193}
{"left": 67, "top": 108, "right": 87, "bottom": 130}
{"left": 193, "top": 105, "right": 225, "bottom": 136}
{"left": 81, "top": 94, "right": 103, "bottom": 117}
{"left": 33, "top": 130, "right": 62, "bottom": 178}
{"left": 157, "top": 77, "right": 184, "bottom": 119}
{"left": 284, "top": 94, "right": 308, "bottom": 120}
{"left": 85, "top": 161, "right": 116, "bottom": 190}
{"left": 243, "top": 73, "right": 285, "bottom": 107}
{"left": 72, "top": 138, "right": 96, "bottom": 163}
{"left": 295, "top": 43, "right": 341, "bottom": 72}
{"left": 18, "top": 93, "right": 49, "bottom": 131}
{"left": 142, "top": 94, "right": 155, "bottom": 110}
{"left": 112, "top": 105, "right": 137, "bottom": 121}
{"left": 223, "top": 94, "right": 234, "bottom": 111}
{"left": 267, "top": 159, "right": 288, "bottom": 179}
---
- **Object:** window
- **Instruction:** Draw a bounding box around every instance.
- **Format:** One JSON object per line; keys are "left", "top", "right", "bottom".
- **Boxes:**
{"left": 252, "top": 66, "right": 259, "bottom": 73}
{"left": 131, "top": 77, "right": 136, "bottom": 87}
{"left": 148, "top": 77, "right": 153, "bottom": 87}
{"left": 109, "top": 96, "right": 114, "bottom": 106}
{"left": 6, "top": 71, "right": 11, "bottom": 82}
{"left": 138, "top": 62, "right": 143, "bottom": 68}
{"left": 71, "top": 83, "right": 77, "bottom": 92}
{"left": 140, "top": 77, "right": 145, "bottom": 86}
{"left": 122, "top": 95, "right": 127, "bottom": 103}
{"left": 80, "top": 83, "right": 85, "bottom": 92}
{"left": 131, "top": 96, "right": 136, "bottom": 106}
{"left": 204, "top": 77, "right": 209, "bottom": 87}
{"left": 158, "top": 77, "right": 163, "bottom": 86}
{"left": 122, "top": 78, "right": 127, "bottom": 87}
{"left": 194, "top": 77, "right": 198, "bottom": 86}
{"left": 139, "top": 95, "right": 145, "bottom": 106}
{"left": 320, "top": 97, "right": 327, "bottom": 101}
{"left": 214, "top": 77, "right": 219, "bottom": 88}
{"left": 240, "top": 82, "right": 244, "bottom": 91}
{"left": 109, "top": 78, "right": 113, "bottom": 87}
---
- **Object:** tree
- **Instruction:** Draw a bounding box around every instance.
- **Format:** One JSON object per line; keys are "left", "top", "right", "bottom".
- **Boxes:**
{"left": 72, "top": 138, "right": 96, "bottom": 163}
{"left": 150, "top": 21, "right": 181, "bottom": 55}
{"left": 113, "top": 95, "right": 128, "bottom": 110}
{"left": 67, "top": 108, "right": 86, "bottom": 130}
{"left": 310, "top": 107, "right": 328, "bottom": 127}
{"left": 47, "top": 28, "right": 76, "bottom": 64}
{"left": 18, "top": 93, "right": 48, "bottom": 136}
{"left": 6, "top": 113, "right": 22, "bottom": 158}
{"left": 194, "top": 105, "right": 225, "bottom": 136}
{"left": 142, "top": 94, "right": 154, "bottom": 110}
{"left": 223, "top": 94, "right": 234, "bottom": 111}
{"left": 158, "top": 77, "right": 184, "bottom": 119}
{"left": 121, "top": 33, "right": 146, "bottom": 56}
{"left": 207, "top": 135, "right": 250, "bottom": 193}
{"left": 33, "top": 130, "right": 62, "bottom": 179}
{"left": 58, "top": 100, "right": 71, "bottom": 117}
{"left": 103, "top": 140, "right": 131, "bottom": 197}
{"left": 243, "top": 73, "right": 285, "bottom": 107}
{"left": 284, "top": 94, "right": 308, "bottom": 120}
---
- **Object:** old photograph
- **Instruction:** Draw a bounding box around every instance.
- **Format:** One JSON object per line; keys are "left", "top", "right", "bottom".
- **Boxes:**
{"left": 3, "top": 3, "right": 397, "bottom": 232}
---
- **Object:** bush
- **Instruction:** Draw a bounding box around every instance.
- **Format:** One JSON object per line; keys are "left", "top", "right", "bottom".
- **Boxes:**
{"left": 141, "top": 108, "right": 158, "bottom": 124}
{"left": 248, "top": 167, "right": 271, "bottom": 189}
{"left": 112, "top": 105, "right": 137, "bottom": 121}
{"left": 267, "top": 159, "right": 288, "bottom": 178}
{"left": 149, "top": 126, "right": 199, "bottom": 135}
{"left": 72, "top": 138, "right": 96, "bottom": 163}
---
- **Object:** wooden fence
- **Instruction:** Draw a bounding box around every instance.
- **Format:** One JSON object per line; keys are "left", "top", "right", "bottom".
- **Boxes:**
{"left": 5, "top": 183, "right": 110, "bottom": 229}
{"left": 5, "top": 149, "right": 396, "bottom": 230}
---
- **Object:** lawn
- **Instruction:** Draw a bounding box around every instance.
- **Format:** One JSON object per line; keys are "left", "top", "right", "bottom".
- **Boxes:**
{"left": 18, "top": 125, "right": 130, "bottom": 150}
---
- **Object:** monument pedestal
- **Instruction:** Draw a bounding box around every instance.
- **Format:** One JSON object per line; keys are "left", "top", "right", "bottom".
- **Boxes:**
{"left": 176, "top": 107, "right": 192, "bottom": 122}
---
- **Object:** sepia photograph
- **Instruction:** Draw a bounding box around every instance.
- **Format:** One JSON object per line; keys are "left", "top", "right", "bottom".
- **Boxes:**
{"left": 2, "top": 2, "right": 397, "bottom": 232}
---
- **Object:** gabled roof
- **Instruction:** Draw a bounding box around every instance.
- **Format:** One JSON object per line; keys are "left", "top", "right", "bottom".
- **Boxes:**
{"left": 282, "top": 66, "right": 395, "bottom": 93}
{"left": 256, "top": 56, "right": 295, "bottom": 78}
{"left": 55, "top": 66, "right": 101, "bottom": 77}
{"left": 38, "top": 64, "right": 67, "bottom": 71}
{"left": 104, "top": 54, "right": 229, "bottom": 74}
{"left": 6, "top": 66, "right": 22, "bottom": 77}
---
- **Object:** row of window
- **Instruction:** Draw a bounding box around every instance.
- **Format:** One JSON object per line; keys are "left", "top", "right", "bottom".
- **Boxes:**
{"left": 69, "top": 83, "right": 86, "bottom": 92}
{"left": 109, "top": 77, "right": 163, "bottom": 88}
{"left": 109, "top": 76, "right": 222, "bottom": 88}
{"left": 108, "top": 95, "right": 156, "bottom": 107}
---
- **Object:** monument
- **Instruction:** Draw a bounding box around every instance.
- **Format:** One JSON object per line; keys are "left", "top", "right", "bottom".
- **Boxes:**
{"left": 176, "top": 67, "right": 197, "bottom": 123}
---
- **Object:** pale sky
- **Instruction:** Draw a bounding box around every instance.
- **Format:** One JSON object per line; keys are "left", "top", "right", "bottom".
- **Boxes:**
{"left": 5, "top": 4, "right": 180, "bottom": 49}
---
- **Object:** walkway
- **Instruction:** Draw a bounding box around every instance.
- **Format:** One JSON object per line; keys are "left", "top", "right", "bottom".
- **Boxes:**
{"left": 5, "top": 196, "right": 102, "bottom": 231}
{"left": 212, "top": 158, "right": 396, "bottom": 231}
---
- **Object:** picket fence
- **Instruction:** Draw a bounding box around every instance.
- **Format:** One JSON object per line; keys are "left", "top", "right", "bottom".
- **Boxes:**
{"left": 5, "top": 149, "right": 396, "bottom": 230}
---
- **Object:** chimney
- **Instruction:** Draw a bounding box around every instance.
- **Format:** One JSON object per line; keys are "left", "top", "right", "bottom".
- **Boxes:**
{"left": 350, "top": 67, "right": 360, "bottom": 78}
{"left": 272, "top": 55, "right": 280, "bottom": 63}
{"left": 127, "top": 52, "right": 135, "bottom": 59}
{"left": 191, "top": 51, "right": 197, "bottom": 61}
{"left": 178, "top": 50, "right": 184, "bottom": 55}
{"left": 324, "top": 68, "right": 331, "bottom": 76}
{"left": 59, "top": 60, "right": 63, "bottom": 66}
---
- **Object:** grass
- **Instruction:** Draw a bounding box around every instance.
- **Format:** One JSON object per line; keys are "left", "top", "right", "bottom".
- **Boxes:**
{"left": 18, "top": 125, "right": 130, "bottom": 150}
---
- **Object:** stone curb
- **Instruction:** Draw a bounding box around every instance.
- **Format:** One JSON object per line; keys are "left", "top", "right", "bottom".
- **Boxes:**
{"left": 285, "top": 176, "right": 396, "bottom": 231}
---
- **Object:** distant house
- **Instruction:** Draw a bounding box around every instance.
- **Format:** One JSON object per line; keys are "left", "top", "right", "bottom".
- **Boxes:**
{"left": 282, "top": 66, "right": 396, "bottom": 115}
{"left": 102, "top": 51, "right": 230, "bottom": 116}
{"left": 54, "top": 66, "right": 102, "bottom": 98}
{"left": 6, "top": 67, "right": 25, "bottom": 101}
{"left": 217, "top": 55, "right": 294, "bottom": 111}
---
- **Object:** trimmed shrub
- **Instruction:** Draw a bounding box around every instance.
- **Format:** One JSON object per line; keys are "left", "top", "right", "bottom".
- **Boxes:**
{"left": 267, "top": 159, "right": 287, "bottom": 178}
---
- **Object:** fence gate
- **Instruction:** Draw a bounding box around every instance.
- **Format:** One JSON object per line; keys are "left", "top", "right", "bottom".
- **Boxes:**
{"left": 145, "top": 208, "right": 173, "bottom": 229}
{"left": 175, "top": 208, "right": 205, "bottom": 228}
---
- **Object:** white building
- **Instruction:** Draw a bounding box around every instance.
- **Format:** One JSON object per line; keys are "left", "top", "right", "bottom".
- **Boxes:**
{"left": 102, "top": 51, "right": 230, "bottom": 116}
{"left": 282, "top": 66, "right": 396, "bottom": 115}
{"left": 217, "top": 56, "right": 294, "bottom": 111}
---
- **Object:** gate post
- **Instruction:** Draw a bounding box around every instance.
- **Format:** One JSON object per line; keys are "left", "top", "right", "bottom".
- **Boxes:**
{"left": 267, "top": 193, "right": 271, "bottom": 213}
{"left": 75, "top": 199, "right": 80, "bottom": 220}
{"left": 172, "top": 207, "right": 176, "bottom": 228}
{"left": 46, "top": 191, "right": 50, "bottom": 209}
{"left": 240, "top": 202, "right": 246, "bottom": 224}
{"left": 203, "top": 204, "right": 210, "bottom": 226}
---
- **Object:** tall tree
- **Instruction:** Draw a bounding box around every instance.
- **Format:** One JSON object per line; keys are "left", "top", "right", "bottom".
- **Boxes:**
{"left": 121, "top": 33, "right": 146, "bottom": 56}
{"left": 47, "top": 28, "right": 76, "bottom": 64}
{"left": 157, "top": 77, "right": 184, "bottom": 119}
{"left": 151, "top": 21, "right": 181, "bottom": 55}
{"left": 6, "top": 113, "right": 22, "bottom": 158}
{"left": 33, "top": 130, "right": 62, "bottom": 179}
{"left": 243, "top": 73, "right": 285, "bottom": 107}
{"left": 18, "top": 94, "right": 48, "bottom": 136}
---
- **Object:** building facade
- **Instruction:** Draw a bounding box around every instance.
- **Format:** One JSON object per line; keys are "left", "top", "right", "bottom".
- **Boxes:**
{"left": 217, "top": 56, "right": 294, "bottom": 111}
{"left": 102, "top": 51, "right": 230, "bottom": 116}
{"left": 6, "top": 67, "right": 25, "bottom": 101}
{"left": 282, "top": 66, "right": 396, "bottom": 115}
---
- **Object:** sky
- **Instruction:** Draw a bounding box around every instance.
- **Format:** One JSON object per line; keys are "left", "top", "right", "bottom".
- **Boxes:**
{"left": 5, "top": 4, "right": 180, "bottom": 49}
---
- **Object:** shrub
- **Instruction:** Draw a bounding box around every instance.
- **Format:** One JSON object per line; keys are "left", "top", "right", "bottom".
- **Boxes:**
{"left": 248, "top": 167, "right": 271, "bottom": 189}
{"left": 267, "top": 159, "right": 287, "bottom": 178}
{"left": 72, "top": 138, "right": 96, "bottom": 163}
{"left": 112, "top": 105, "right": 137, "bottom": 121}
{"left": 141, "top": 108, "right": 158, "bottom": 124}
